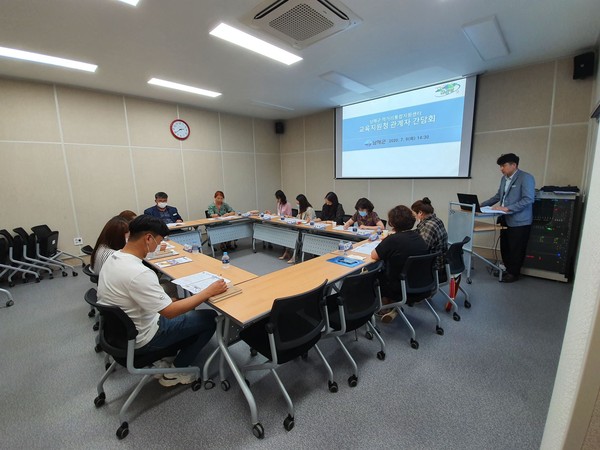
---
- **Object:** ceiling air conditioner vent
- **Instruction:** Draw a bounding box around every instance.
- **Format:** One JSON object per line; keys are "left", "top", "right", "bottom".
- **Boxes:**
{"left": 241, "top": 0, "right": 362, "bottom": 49}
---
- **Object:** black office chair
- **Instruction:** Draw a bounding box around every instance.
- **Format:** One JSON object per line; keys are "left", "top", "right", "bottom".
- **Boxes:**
{"left": 204, "top": 209, "right": 210, "bottom": 219}
{"left": 380, "top": 219, "right": 387, "bottom": 229}
{"left": 239, "top": 280, "right": 335, "bottom": 432}
{"left": 0, "top": 230, "right": 44, "bottom": 286}
{"left": 314, "top": 210, "right": 322, "bottom": 220}
{"left": 13, "top": 227, "right": 60, "bottom": 275}
{"left": 291, "top": 208, "right": 298, "bottom": 217}
{"left": 82, "top": 263, "right": 100, "bottom": 325}
{"left": 324, "top": 262, "right": 385, "bottom": 387}
{"left": 30, "top": 224, "right": 83, "bottom": 276}
{"left": 81, "top": 245, "right": 94, "bottom": 256}
{"left": 438, "top": 237, "right": 471, "bottom": 317}
{"left": 381, "top": 252, "right": 443, "bottom": 349}
{"left": 342, "top": 214, "right": 352, "bottom": 224}
{"left": 91, "top": 290, "right": 201, "bottom": 440}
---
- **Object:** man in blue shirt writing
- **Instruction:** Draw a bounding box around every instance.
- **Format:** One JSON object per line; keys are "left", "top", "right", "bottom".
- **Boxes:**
{"left": 481, "top": 153, "right": 535, "bottom": 283}
{"left": 144, "top": 191, "right": 183, "bottom": 225}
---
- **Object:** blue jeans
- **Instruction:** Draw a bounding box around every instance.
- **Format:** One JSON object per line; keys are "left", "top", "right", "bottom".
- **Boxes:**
{"left": 138, "top": 309, "right": 218, "bottom": 367}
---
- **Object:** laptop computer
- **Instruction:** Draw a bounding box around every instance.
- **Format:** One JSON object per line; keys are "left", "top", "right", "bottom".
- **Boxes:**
{"left": 457, "top": 193, "right": 482, "bottom": 213}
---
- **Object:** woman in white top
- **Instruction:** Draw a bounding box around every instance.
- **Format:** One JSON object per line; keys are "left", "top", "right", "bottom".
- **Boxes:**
{"left": 295, "top": 194, "right": 316, "bottom": 222}
{"left": 91, "top": 216, "right": 130, "bottom": 274}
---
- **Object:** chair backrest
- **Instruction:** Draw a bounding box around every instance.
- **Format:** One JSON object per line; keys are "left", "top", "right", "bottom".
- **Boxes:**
{"left": 268, "top": 280, "right": 328, "bottom": 353}
{"left": 399, "top": 252, "right": 440, "bottom": 295}
{"left": 11, "top": 234, "right": 25, "bottom": 260}
{"left": 35, "top": 229, "right": 59, "bottom": 257}
{"left": 81, "top": 245, "right": 94, "bottom": 256}
{"left": 314, "top": 210, "right": 322, "bottom": 220}
{"left": 381, "top": 219, "right": 387, "bottom": 229}
{"left": 0, "top": 230, "right": 14, "bottom": 246}
{"left": 338, "top": 261, "right": 383, "bottom": 321}
{"left": 94, "top": 299, "right": 138, "bottom": 360}
{"left": 0, "top": 236, "right": 9, "bottom": 264}
{"left": 204, "top": 209, "right": 210, "bottom": 219}
{"left": 13, "top": 228, "right": 37, "bottom": 258}
{"left": 291, "top": 208, "right": 298, "bottom": 217}
{"left": 31, "top": 225, "right": 53, "bottom": 239}
{"left": 445, "top": 236, "right": 470, "bottom": 275}
{"left": 82, "top": 264, "right": 99, "bottom": 284}
{"left": 342, "top": 214, "right": 352, "bottom": 223}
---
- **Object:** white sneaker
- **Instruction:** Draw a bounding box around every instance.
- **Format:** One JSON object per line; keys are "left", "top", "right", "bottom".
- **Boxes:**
{"left": 158, "top": 370, "right": 196, "bottom": 387}
{"left": 152, "top": 359, "right": 173, "bottom": 379}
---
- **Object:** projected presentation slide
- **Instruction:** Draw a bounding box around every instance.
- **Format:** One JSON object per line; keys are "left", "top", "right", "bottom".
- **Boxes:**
{"left": 336, "top": 78, "right": 475, "bottom": 178}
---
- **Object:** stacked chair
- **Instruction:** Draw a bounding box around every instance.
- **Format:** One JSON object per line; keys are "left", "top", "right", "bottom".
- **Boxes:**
{"left": 30, "top": 224, "right": 83, "bottom": 277}
{"left": 0, "top": 230, "right": 48, "bottom": 286}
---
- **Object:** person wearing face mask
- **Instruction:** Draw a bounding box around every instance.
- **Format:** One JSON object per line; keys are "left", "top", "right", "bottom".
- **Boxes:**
{"left": 343, "top": 197, "right": 385, "bottom": 230}
{"left": 97, "top": 215, "right": 227, "bottom": 387}
{"left": 315, "top": 191, "right": 345, "bottom": 225}
{"left": 481, "top": 153, "right": 535, "bottom": 283}
{"left": 91, "top": 216, "right": 130, "bottom": 275}
{"left": 411, "top": 197, "right": 448, "bottom": 281}
{"left": 143, "top": 191, "right": 183, "bottom": 225}
{"left": 295, "top": 194, "right": 316, "bottom": 222}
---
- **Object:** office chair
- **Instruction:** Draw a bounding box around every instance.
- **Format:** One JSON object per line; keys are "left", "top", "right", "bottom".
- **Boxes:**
{"left": 13, "top": 227, "right": 62, "bottom": 275}
{"left": 342, "top": 214, "right": 352, "bottom": 224}
{"left": 90, "top": 289, "right": 201, "bottom": 440}
{"left": 291, "top": 208, "right": 298, "bottom": 217}
{"left": 438, "top": 237, "right": 471, "bottom": 318}
{"left": 30, "top": 224, "right": 84, "bottom": 276}
{"left": 380, "top": 219, "right": 387, "bottom": 229}
{"left": 0, "top": 230, "right": 44, "bottom": 286}
{"left": 324, "top": 262, "right": 385, "bottom": 387}
{"left": 238, "top": 280, "right": 335, "bottom": 433}
{"left": 381, "top": 252, "right": 444, "bottom": 350}
{"left": 81, "top": 245, "right": 94, "bottom": 256}
{"left": 314, "top": 210, "right": 322, "bottom": 220}
{"left": 82, "top": 263, "right": 100, "bottom": 327}
{"left": 0, "top": 287, "right": 14, "bottom": 307}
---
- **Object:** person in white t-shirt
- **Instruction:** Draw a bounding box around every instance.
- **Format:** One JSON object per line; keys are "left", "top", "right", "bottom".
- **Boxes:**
{"left": 97, "top": 215, "right": 227, "bottom": 387}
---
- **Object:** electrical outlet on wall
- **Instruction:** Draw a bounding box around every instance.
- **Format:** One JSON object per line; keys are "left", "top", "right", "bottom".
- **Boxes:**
{"left": 74, "top": 237, "right": 83, "bottom": 246}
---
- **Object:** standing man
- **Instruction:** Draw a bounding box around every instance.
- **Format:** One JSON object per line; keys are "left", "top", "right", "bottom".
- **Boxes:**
{"left": 97, "top": 215, "right": 227, "bottom": 386}
{"left": 144, "top": 191, "right": 183, "bottom": 224}
{"left": 481, "top": 153, "right": 535, "bottom": 283}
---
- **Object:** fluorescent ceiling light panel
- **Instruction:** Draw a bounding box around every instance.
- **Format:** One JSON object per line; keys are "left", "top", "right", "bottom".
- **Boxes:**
{"left": 148, "top": 78, "right": 221, "bottom": 97}
{"left": 320, "top": 71, "right": 374, "bottom": 94}
{"left": 462, "top": 15, "right": 509, "bottom": 61}
{"left": 0, "top": 46, "right": 97, "bottom": 72}
{"left": 117, "top": 0, "right": 140, "bottom": 6}
{"left": 209, "top": 23, "right": 302, "bottom": 66}
{"left": 250, "top": 100, "right": 295, "bottom": 111}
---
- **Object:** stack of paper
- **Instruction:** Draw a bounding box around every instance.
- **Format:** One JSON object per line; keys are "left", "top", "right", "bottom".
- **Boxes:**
{"left": 172, "top": 271, "right": 231, "bottom": 294}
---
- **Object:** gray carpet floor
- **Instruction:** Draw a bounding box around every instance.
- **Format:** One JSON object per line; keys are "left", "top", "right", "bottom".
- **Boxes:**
{"left": 0, "top": 238, "right": 572, "bottom": 449}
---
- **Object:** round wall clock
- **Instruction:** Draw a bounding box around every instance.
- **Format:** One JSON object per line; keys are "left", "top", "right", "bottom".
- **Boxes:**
{"left": 170, "top": 119, "right": 190, "bottom": 140}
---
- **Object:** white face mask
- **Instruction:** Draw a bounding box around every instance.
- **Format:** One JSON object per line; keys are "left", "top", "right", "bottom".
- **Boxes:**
{"left": 157, "top": 202, "right": 167, "bottom": 209}
{"left": 147, "top": 236, "right": 160, "bottom": 256}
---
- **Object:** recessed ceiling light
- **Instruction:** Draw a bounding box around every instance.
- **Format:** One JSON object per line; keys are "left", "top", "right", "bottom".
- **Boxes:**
{"left": 0, "top": 46, "right": 97, "bottom": 72}
{"left": 209, "top": 23, "right": 302, "bottom": 66}
{"left": 320, "top": 71, "right": 374, "bottom": 94}
{"left": 116, "top": 0, "right": 140, "bottom": 6}
{"left": 250, "top": 100, "right": 295, "bottom": 111}
{"left": 148, "top": 78, "right": 222, "bottom": 98}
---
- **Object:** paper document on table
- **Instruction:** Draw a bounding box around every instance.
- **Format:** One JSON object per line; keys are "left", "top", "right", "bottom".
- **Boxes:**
{"left": 333, "top": 225, "right": 345, "bottom": 231}
{"left": 167, "top": 222, "right": 187, "bottom": 228}
{"left": 352, "top": 241, "right": 380, "bottom": 255}
{"left": 480, "top": 206, "right": 508, "bottom": 215}
{"left": 172, "top": 271, "right": 231, "bottom": 294}
{"left": 155, "top": 256, "right": 192, "bottom": 269}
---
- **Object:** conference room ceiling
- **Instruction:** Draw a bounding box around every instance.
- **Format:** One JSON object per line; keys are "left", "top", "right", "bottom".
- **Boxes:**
{"left": 1, "top": 0, "right": 599, "bottom": 120}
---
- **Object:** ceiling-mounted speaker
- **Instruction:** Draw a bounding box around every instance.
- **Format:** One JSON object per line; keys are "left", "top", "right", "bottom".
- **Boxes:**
{"left": 242, "top": 0, "right": 362, "bottom": 50}
{"left": 275, "top": 121, "right": 285, "bottom": 134}
{"left": 573, "top": 52, "right": 595, "bottom": 80}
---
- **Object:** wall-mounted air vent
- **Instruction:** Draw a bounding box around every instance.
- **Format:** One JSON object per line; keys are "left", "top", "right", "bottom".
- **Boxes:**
{"left": 241, "top": 0, "right": 362, "bottom": 49}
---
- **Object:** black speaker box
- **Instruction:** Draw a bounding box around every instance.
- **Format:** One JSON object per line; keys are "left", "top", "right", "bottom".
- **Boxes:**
{"left": 573, "top": 52, "right": 595, "bottom": 80}
{"left": 275, "top": 121, "right": 284, "bottom": 134}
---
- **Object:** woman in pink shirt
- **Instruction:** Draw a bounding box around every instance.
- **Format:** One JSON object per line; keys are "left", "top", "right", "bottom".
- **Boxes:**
{"left": 265, "top": 190, "right": 293, "bottom": 261}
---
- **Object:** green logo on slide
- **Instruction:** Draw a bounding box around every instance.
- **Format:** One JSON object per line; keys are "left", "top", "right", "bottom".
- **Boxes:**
{"left": 435, "top": 82, "right": 461, "bottom": 97}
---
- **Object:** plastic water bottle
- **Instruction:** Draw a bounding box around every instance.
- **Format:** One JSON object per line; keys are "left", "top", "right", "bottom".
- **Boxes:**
{"left": 377, "top": 226, "right": 382, "bottom": 236}
{"left": 221, "top": 251, "right": 230, "bottom": 269}
{"left": 352, "top": 222, "right": 358, "bottom": 233}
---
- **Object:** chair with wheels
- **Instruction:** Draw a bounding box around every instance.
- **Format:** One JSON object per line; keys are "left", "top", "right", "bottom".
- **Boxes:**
{"left": 380, "top": 252, "right": 443, "bottom": 350}
{"left": 0, "top": 230, "right": 44, "bottom": 286}
{"left": 342, "top": 214, "right": 352, "bottom": 224}
{"left": 30, "top": 224, "right": 84, "bottom": 276}
{"left": 83, "top": 263, "right": 100, "bottom": 327}
{"left": 91, "top": 290, "right": 202, "bottom": 440}
{"left": 324, "top": 262, "right": 385, "bottom": 387}
{"left": 81, "top": 245, "right": 94, "bottom": 256}
{"left": 239, "top": 280, "right": 335, "bottom": 432}
{"left": 381, "top": 219, "right": 387, "bottom": 229}
{"left": 438, "top": 237, "right": 471, "bottom": 317}
{"left": 13, "top": 227, "right": 61, "bottom": 276}
{"left": 1, "top": 236, "right": 37, "bottom": 288}
{"left": 0, "top": 287, "right": 14, "bottom": 307}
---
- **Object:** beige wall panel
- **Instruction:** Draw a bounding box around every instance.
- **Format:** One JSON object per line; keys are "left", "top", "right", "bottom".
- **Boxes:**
{"left": 182, "top": 150, "right": 223, "bottom": 220}
{"left": 333, "top": 179, "right": 369, "bottom": 213}
{"left": 178, "top": 107, "right": 220, "bottom": 151}
{"left": 132, "top": 147, "right": 188, "bottom": 218}
{"left": 305, "top": 110, "right": 334, "bottom": 151}
{"left": 125, "top": 98, "right": 179, "bottom": 149}
{"left": 281, "top": 152, "right": 305, "bottom": 200}
{"left": 57, "top": 87, "right": 128, "bottom": 146}
{"left": 0, "top": 142, "right": 77, "bottom": 252}
{"left": 553, "top": 58, "right": 595, "bottom": 125}
{"left": 546, "top": 125, "right": 588, "bottom": 186}
{"left": 255, "top": 153, "right": 282, "bottom": 212}
{"left": 220, "top": 114, "right": 254, "bottom": 153}
{"left": 370, "top": 179, "right": 413, "bottom": 224}
{"left": 305, "top": 150, "right": 334, "bottom": 208}
{"left": 280, "top": 118, "right": 304, "bottom": 154}
{"left": 0, "top": 78, "right": 60, "bottom": 142}
{"left": 65, "top": 145, "right": 136, "bottom": 246}
{"left": 475, "top": 62, "right": 554, "bottom": 132}
{"left": 254, "top": 119, "right": 280, "bottom": 154}
{"left": 222, "top": 153, "right": 257, "bottom": 211}
{"left": 470, "top": 129, "right": 547, "bottom": 198}
{"left": 413, "top": 178, "right": 470, "bottom": 224}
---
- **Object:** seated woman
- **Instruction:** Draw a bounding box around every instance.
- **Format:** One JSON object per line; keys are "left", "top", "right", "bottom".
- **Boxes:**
{"left": 118, "top": 210, "right": 137, "bottom": 222}
{"left": 265, "top": 189, "right": 292, "bottom": 217}
{"left": 411, "top": 197, "right": 448, "bottom": 281}
{"left": 343, "top": 197, "right": 385, "bottom": 231}
{"left": 295, "top": 194, "right": 317, "bottom": 222}
{"left": 91, "top": 216, "right": 130, "bottom": 275}
{"left": 315, "top": 191, "right": 345, "bottom": 224}
{"left": 370, "top": 205, "right": 429, "bottom": 323}
{"left": 207, "top": 190, "right": 237, "bottom": 250}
